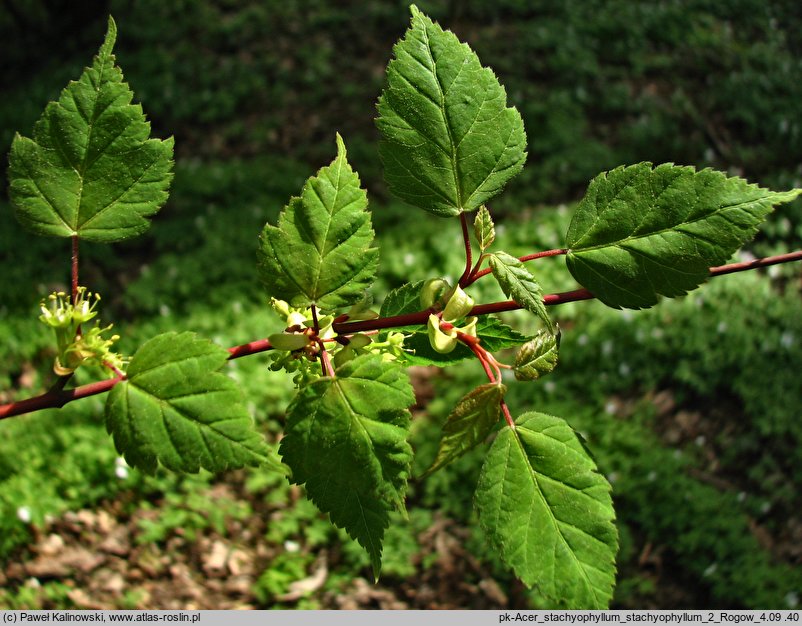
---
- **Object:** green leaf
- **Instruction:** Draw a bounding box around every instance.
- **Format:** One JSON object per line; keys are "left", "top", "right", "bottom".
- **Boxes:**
{"left": 376, "top": 6, "right": 526, "bottom": 217}
{"left": 279, "top": 354, "right": 414, "bottom": 579}
{"left": 380, "top": 282, "right": 528, "bottom": 366}
{"left": 475, "top": 412, "right": 618, "bottom": 608}
{"left": 8, "top": 17, "right": 174, "bottom": 242}
{"left": 566, "top": 163, "right": 802, "bottom": 309}
{"left": 105, "top": 332, "right": 279, "bottom": 475}
{"left": 489, "top": 252, "right": 554, "bottom": 332}
{"left": 514, "top": 328, "right": 560, "bottom": 381}
{"left": 258, "top": 134, "right": 378, "bottom": 311}
{"left": 380, "top": 281, "right": 426, "bottom": 328}
{"left": 425, "top": 382, "right": 505, "bottom": 476}
{"left": 474, "top": 206, "right": 496, "bottom": 251}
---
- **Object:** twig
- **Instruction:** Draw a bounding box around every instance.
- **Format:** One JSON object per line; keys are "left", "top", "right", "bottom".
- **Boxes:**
{"left": 2, "top": 250, "right": 801, "bottom": 421}
{"left": 458, "top": 212, "right": 473, "bottom": 287}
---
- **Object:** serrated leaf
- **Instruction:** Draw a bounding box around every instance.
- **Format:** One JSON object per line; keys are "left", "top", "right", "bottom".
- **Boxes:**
{"left": 425, "top": 383, "right": 505, "bottom": 476}
{"left": 105, "top": 332, "right": 279, "bottom": 475}
{"left": 380, "top": 282, "right": 528, "bottom": 366}
{"left": 489, "top": 252, "right": 554, "bottom": 333}
{"left": 380, "top": 281, "right": 427, "bottom": 329}
{"left": 566, "top": 163, "right": 802, "bottom": 309}
{"left": 376, "top": 6, "right": 526, "bottom": 217}
{"left": 279, "top": 355, "right": 414, "bottom": 579}
{"left": 514, "top": 328, "right": 560, "bottom": 381}
{"left": 258, "top": 134, "right": 378, "bottom": 311}
{"left": 8, "top": 17, "right": 174, "bottom": 242}
{"left": 475, "top": 412, "right": 618, "bottom": 608}
{"left": 474, "top": 206, "right": 496, "bottom": 250}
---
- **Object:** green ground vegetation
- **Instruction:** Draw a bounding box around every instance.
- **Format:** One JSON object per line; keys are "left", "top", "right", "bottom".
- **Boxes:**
{"left": 1, "top": 0, "right": 800, "bottom": 609}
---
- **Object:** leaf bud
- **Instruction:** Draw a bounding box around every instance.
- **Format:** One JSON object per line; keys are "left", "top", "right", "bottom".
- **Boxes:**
{"left": 270, "top": 298, "right": 291, "bottom": 318}
{"left": 442, "top": 285, "right": 475, "bottom": 322}
{"left": 428, "top": 314, "right": 458, "bottom": 353}
{"left": 420, "top": 278, "right": 451, "bottom": 310}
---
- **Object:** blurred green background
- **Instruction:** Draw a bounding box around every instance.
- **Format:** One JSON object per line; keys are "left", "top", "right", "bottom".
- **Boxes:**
{"left": 0, "top": 0, "right": 801, "bottom": 610}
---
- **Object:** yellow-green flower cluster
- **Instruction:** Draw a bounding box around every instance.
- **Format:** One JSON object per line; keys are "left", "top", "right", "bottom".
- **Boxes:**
{"left": 39, "top": 287, "right": 124, "bottom": 375}
{"left": 267, "top": 298, "right": 408, "bottom": 381}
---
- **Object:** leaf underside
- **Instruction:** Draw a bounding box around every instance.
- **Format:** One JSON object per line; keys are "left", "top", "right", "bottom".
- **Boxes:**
{"left": 376, "top": 6, "right": 526, "bottom": 217}
{"left": 514, "top": 328, "right": 559, "bottom": 381}
{"left": 425, "top": 382, "right": 505, "bottom": 476}
{"left": 489, "top": 252, "right": 554, "bottom": 332}
{"left": 380, "top": 281, "right": 528, "bottom": 366}
{"left": 105, "top": 332, "right": 278, "bottom": 475}
{"left": 279, "top": 355, "right": 415, "bottom": 579}
{"left": 8, "top": 17, "right": 174, "bottom": 242}
{"left": 258, "top": 134, "right": 378, "bottom": 311}
{"left": 566, "top": 162, "right": 802, "bottom": 309}
{"left": 474, "top": 206, "right": 496, "bottom": 250}
{"left": 475, "top": 412, "right": 618, "bottom": 609}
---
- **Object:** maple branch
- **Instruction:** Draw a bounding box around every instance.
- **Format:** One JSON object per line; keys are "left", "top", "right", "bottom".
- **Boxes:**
{"left": 708, "top": 249, "right": 802, "bottom": 276}
{"left": 1, "top": 250, "right": 801, "bottom": 421}
{"left": 0, "top": 375, "right": 123, "bottom": 420}
{"left": 0, "top": 339, "right": 275, "bottom": 420}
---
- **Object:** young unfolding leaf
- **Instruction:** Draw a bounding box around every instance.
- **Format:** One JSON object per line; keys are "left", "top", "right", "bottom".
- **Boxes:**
{"left": 425, "top": 382, "right": 505, "bottom": 476}
{"left": 380, "top": 281, "right": 528, "bottom": 366}
{"left": 514, "top": 328, "right": 560, "bottom": 381}
{"left": 376, "top": 6, "right": 526, "bottom": 217}
{"left": 475, "top": 412, "right": 618, "bottom": 609}
{"left": 489, "top": 252, "right": 554, "bottom": 332}
{"left": 566, "top": 163, "right": 802, "bottom": 309}
{"left": 474, "top": 206, "right": 496, "bottom": 251}
{"left": 8, "top": 17, "right": 174, "bottom": 242}
{"left": 279, "top": 355, "right": 415, "bottom": 579}
{"left": 105, "top": 332, "right": 279, "bottom": 475}
{"left": 258, "top": 134, "right": 378, "bottom": 311}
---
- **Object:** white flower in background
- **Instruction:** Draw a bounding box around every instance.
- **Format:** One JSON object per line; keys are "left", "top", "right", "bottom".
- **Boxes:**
{"left": 17, "top": 506, "right": 32, "bottom": 523}
{"left": 115, "top": 457, "right": 129, "bottom": 480}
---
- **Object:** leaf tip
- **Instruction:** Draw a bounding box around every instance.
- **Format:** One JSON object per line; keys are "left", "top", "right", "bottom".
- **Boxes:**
{"left": 100, "top": 16, "right": 118, "bottom": 57}
{"left": 335, "top": 132, "right": 347, "bottom": 158}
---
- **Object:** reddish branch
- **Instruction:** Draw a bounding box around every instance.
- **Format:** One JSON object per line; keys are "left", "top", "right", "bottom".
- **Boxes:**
{"left": 0, "top": 375, "right": 123, "bottom": 419}
{"left": 0, "top": 340, "right": 275, "bottom": 420}
{"left": 458, "top": 212, "right": 473, "bottom": 287}
{"left": 71, "top": 235, "right": 79, "bottom": 306}
{"left": 1, "top": 250, "right": 801, "bottom": 421}
{"left": 457, "top": 330, "right": 515, "bottom": 428}
{"left": 464, "top": 247, "right": 567, "bottom": 286}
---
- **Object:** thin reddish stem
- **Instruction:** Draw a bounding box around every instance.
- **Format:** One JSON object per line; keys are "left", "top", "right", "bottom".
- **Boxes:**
{"left": 468, "top": 247, "right": 567, "bottom": 284}
{"left": 499, "top": 400, "right": 514, "bottom": 429}
{"left": 310, "top": 305, "right": 320, "bottom": 333}
{"left": 458, "top": 213, "right": 473, "bottom": 287}
{"left": 320, "top": 348, "right": 335, "bottom": 378}
{"left": 458, "top": 331, "right": 515, "bottom": 429}
{"left": 463, "top": 254, "right": 486, "bottom": 287}
{"left": 226, "top": 338, "right": 273, "bottom": 359}
{"left": 466, "top": 341, "right": 497, "bottom": 383}
{"left": 0, "top": 375, "right": 123, "bottom": 420}
{"left": 709, "top": 250, "right": 802, "bottom": 276}
{"left": 71, "top": 236, "right": 79, "bottom": 306}
{"left": 519, "top": 247, "right": 568, "bottom": 263}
